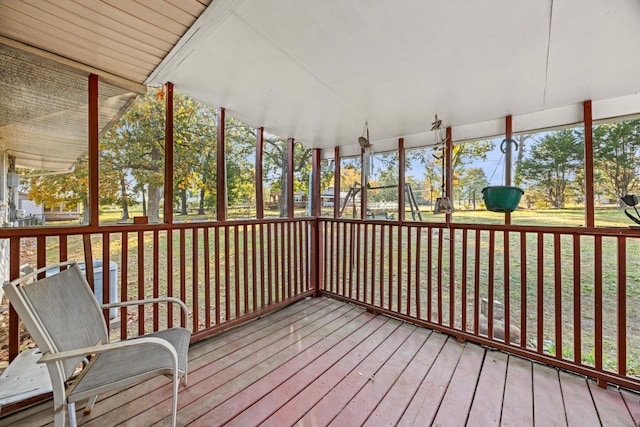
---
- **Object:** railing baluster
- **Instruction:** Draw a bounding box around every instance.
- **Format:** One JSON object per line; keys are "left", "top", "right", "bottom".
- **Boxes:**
{"left": 429, "top": 227, "right": 434, "bottom": 323}
{"left": 461, "top": 229, "right": 467, "bottom": 332}
{"left": 488, "top": 230, "right": 495, "bottom": 339}
{"left": 193, "top": 228, "right": 199, "bottom": 332}
{"left": 474, "top": 230, "right": 481, "bottom": 335}
{"left": 554, "top": 233, "right": 562, "bottom": 358}
{"left": 121, "top": 231, "right": 129, "bottom": 339}
{"left": 504, "top": 230, "right": 510, "bottom": 344}
{"left": 215, "top": 226, "right": 221, "bottom": 324}
{"left": 379, "top": 224, "right": 385, "bottom": 309}
{"left": 179, "top": 229, "right": 186, "bottom": 327}
{"left": 370, "top": 223, "right": 376, "bottom": 306}
{"left": 449, "top": 228, "right": 455, "bottom": 328}
{"left": 9, "top": 237, "right": 21, "bottom": 361}
{"left": 595, "top": 235, "right": 603, "bottom": 379}
{"left": 573, "top": 234, "right": 581, "bottom": 363}
{"left": 138, "top": 230, "right": 145, "bottom": 335}
{"left": 537, "top": 232, "right": 544, "bottom": 354}
{"left": 223, "top": 226, "right": 230, "bottom": 318}
{"left": 103, "top": 232, "right": 111, "bottom": 328}
{"left": 618, "top": 236, "right": 627, "bottom": 376}
{"left": 398, "top": 225, "right": 403, "bottom": 314}
{"left": 521, "top": 231, "right": 527, "bottom": 349}
{"left": 437, "top": 228, "right": 443, "bottom": 325}
{"left": 356, "top": 222, "right": 361, "bottom": 301}
{"left": 234, "top": 225, "right": 240, "bottom": 317}
{"left": 363, "top": 223, "right": 368, "bottom": 304}
{"left": 204, "top": 227, "right": 211, "bottom": 328}
{"left": 416, "top": 227, "right": 422, "bottom": 320}
{"left": 407, "top": 226, "right": 412, "bottom": 316}
{"left": 153, "top": 230, "right": 159, "bottom": 332}
{"left": 267, "top": 223, "right": 273, "bottom": 305}
{"left": 251, "top": 224, "right": 257, "bottom": 311}
{"left": 243, "top": 224, "right": 249, "bottom": 313}
{"left": 388, "top": 225, "right": 393, "bottom": 311}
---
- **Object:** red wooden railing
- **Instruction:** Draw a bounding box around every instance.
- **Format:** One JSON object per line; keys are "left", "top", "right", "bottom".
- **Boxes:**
{"left": 4, "top": 216, "right": 640, "bottom": 392}
{"left": 319, "top": 218, "right": 640, "bottom": 391}
{"left": 2, "top": 218, "right": 313, "bottom": 361}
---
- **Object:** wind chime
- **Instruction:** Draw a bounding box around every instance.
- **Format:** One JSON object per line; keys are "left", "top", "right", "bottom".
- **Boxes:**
{"left": 359, "top": 120, "right": 373, "bottom": 187}
{"left": 431, "top": 115, "right": 454, "bottom": 214}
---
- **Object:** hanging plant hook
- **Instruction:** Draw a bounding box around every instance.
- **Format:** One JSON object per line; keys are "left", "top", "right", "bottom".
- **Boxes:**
{"left": 500, "top": 137, "right": 518, "bottom": 154}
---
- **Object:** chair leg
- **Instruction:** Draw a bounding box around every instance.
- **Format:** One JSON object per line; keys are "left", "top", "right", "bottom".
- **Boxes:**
{"left": 53, "top": 405, "right": 66, "bottom": 427}
{"left": 171, "top": 376, "right": 179, "bottom": 427}
{"left": 67, "top": 402, "right": 77, "bottom": 427}
{"left": 84, "top": 395, "right": 98, "bottom": 414}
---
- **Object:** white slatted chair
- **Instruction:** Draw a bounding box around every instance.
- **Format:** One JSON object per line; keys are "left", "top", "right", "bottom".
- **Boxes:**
{"left": 3, "top": 261, "right": 190, "bottom": 427}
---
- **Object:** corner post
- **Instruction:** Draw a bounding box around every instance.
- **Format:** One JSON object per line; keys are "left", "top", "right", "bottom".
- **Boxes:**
{"left": 398, "top": 138, "right": 406, "bottom": 221}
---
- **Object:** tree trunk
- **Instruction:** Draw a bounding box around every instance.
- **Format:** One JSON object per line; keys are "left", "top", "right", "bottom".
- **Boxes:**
{"left": 147, "top": 185, "right": 161, "bottom": 223}
{"left": 120, "top": 176, "right": 129, "bottom": 220}
{"left": 279, "top": 152, "right": 288, "bottom": 217}
{"left": 82, "top": 199, "right": 89, "bottom": 224}
{"left": 181, "top": 189, "right": 188, "bottom": 215}
{"left": 142, "top": 188, "right": 147, "bottom": 216}
{"left": 198, "top": 188, "right": 206, "bottom": 215}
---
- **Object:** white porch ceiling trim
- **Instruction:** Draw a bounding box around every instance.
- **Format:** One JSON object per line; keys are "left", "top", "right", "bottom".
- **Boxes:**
{"left": 148, "top": 0, "right": 640, "bottom": 156}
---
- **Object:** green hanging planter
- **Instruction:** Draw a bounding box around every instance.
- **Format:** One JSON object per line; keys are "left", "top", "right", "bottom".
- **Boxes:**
{"left": 481, "top": 186, "right": 524, "bottom": 213}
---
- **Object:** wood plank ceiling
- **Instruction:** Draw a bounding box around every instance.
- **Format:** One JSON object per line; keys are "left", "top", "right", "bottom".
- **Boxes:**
{"left": 0, "top": 0, "right": 211, "bottom": 169}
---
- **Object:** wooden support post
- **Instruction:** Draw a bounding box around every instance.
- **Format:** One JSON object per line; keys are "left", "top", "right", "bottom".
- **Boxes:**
{"left": 88, "top": 74, "right": 99, "bottom": 226}
{"left": 287, "top": 138, "right": 295, "bottom": 218}
{"left": 217, "top": 108, "right": 226, "bottom": 221}
{"left": 584, "top": 101, "right": 595, "bottom": 227}
{"left": 445, "top": 127, "right": 453, "bottom": 223}
{"left": 360, "top": 147, "right": 367, "bottom": 219}
{"left": 505, "top": 115, "right": 513, "bottom": 225}
{"left": 164, "top": 82, "right": 174, "bottom": 223}
{"left": 256, "top": 127, "right": 264, "bottom": 219}
{"left": 398, "top": 138, "right": 406, "bottom": 221}
{"left": 334, "top": 147, "right": 340, "bottom": 218}
{"left": 312, "top": 149, "right": 321, "bottom": 217}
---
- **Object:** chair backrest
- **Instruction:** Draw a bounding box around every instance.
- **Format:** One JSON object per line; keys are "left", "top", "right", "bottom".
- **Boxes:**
{"left": 3, "top": 263, "right": 109, "bottom": 380}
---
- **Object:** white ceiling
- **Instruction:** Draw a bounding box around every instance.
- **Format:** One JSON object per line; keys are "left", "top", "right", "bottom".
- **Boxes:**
{"left": 148, "top": 0, "right": 640, "bottom": 155}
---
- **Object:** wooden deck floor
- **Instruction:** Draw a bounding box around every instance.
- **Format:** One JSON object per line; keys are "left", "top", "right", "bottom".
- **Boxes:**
{"left": 3, "top": 297, "right": 639, "bottom": 426}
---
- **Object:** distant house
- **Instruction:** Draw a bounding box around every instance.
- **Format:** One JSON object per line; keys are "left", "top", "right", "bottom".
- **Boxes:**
{"left": 43, "top": 202, "right": 81, "bottom": 222}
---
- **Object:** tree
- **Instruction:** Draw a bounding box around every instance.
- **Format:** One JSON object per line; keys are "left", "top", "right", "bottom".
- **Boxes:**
{"left": 20, "top": 156, "right": 119, "bottom": 223}
{"left": 592, "top": 120, "right": 640, "bottom": 206}
{"left": 458, "top": 167, "right": 489, "bottom": 207}
{"left": 517, "top": 129, "right": 583, "bottom": 208}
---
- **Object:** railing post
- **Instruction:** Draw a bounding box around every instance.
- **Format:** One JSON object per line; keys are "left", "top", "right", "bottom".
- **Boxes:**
{"left": 8, "top": 237, "right": 20, "bottom": 361}
{"left": 334, "top": 147, "right": 340, "bottom": 218}
{"left": 217, "top": 107, "right": 227, "bottom": 221}
{"left": 256, "top": 127, "right": 264, "bottom": 219}
{"left": 505, "top": 115, "right": 512, "bottom": 225}
{"left": 88, "top": 74, "right": 99, "bottom": 226}
{"left": 398, "top": 138, "right": 405, "bottom": 221}
{"left": 287, "top": 138, "right": 295, "bottom": 218}
{"left": 445, "top": 127, "right": 453, "bottom": 223}
{"left": 584, "top": 100, "right": 595, "bottom": 227}
{"left": 164, "top": 82, "right": 174, "bottom": 224}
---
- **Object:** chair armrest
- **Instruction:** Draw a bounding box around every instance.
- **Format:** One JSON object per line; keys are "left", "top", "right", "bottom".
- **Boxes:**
{"left": 101, "top": 297, "right": 189, "bottom": 322}
{"left": 38, "top": 337, "right": 178, "bottom": 369}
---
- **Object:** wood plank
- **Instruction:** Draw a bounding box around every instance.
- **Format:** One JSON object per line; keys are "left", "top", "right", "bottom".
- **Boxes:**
{"left": 261, "top": 319, "right": 402, "bottom": 427}
{"left": 431, "top": 342, "right": 485, "bottom": 426}
{"left": 588, "top": 380, "right": 635, "bottom": 426}
{"left": 224, "top": 315, "right": 389, "bottom": 426}
{"left": 620, "top": 388, "right": 640, "bottom": 424}
{"left": 328, "top": 327, "right": 432, "bottom": 426}
{"left": 293, "top": 323, "right": 416, "bottom": 426}
{"left": 81, "top": 301, "right": 353, "bottom": 426}
{"left": 532, "top": 363, "right": 566, "bottom": 427}
{"left": 396, "top": 337, "right": 465, "bottom": 426}
{"left": 501, "top": 355, "right": 534, "bottom": 427}
{"left": 189, "top": 311, "right": 376, "bottom": 425}
{"left": 362, "top": 331, "right": 447, "bottom": 426}
{"left": 467, "top": 350, "right": 508, "bottom": 427}
{"left": 559, "top": 371, "right": 600, "bottom": 426}
{"left": 128, "top": 305, "right": 363, "bottom": 426}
